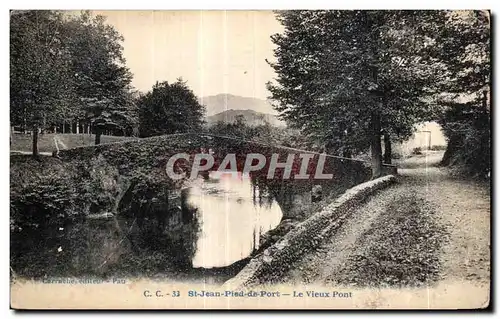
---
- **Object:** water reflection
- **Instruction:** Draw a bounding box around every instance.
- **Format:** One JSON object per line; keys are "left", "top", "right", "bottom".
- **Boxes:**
{"left": 185, "top": 171, "right": 283, "bottom": 268}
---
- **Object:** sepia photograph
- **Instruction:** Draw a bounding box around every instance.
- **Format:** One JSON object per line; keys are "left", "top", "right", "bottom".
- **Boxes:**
{"left": 9, "top": 7, "right": 491, "bottom": 310}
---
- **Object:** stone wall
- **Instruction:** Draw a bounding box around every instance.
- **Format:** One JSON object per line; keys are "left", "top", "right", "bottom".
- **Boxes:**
{"left": 223, "top": 175, "right": 397, "bottom": 289}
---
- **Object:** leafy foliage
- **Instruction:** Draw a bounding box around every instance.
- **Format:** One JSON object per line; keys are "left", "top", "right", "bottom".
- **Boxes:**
{"left": 10, "top": 11, "right": 74, "bottom": 131}
{"left": 208, "top": 114, "right": 314, "bottom": 150}
{"left": 63, "top": 11, "right": 136, "bottom": 143}
{"left": 138, "top": 79, "right": 205, "bottom": 137}
{"left": 10, "top": 10, "right": 138, "bottom": 151}
{"left": 430, "top": 11, "right": 490, "bottom": 177}
{"left": 10, "top": 175, "right": 79, "bottom": 227}
{"left": 267, "top": 10, "right": 452, "bottom": 177}
{"left": 10, "top": 154, "right": 122, "bottom": 228}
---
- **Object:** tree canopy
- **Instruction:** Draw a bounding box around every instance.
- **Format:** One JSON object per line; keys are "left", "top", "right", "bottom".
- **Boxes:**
{"left": 138, "top": 79, "right": 205, "bottom": 138}
{"left": 267, "top": 10, "right": 489, "bottom": 178}
{"left": 10, "top": 11, "right": 74, "bottom": 154}
{"left": 64, "top": 11, "right": 136, "bottom": 144}
{"left": 431, "top": 11, "right": 490, "bottom": 177}
{"left": 10, "top": 10, "right": 138, "bottom": 153}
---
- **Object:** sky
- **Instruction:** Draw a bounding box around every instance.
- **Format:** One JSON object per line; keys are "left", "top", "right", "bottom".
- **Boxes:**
{"left": 94, "top": 10, "right": 284, "bottom": 101}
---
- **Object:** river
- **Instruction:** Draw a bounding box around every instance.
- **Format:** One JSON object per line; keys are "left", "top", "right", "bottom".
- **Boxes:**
{"left": 11, "top": 170, "right": 287, "bottom": 282}
{"left": 186, "top": 171, "right": 283, "bottom": 268}
{"left": 11, "top": 160, "right": 367, "bottom": 283}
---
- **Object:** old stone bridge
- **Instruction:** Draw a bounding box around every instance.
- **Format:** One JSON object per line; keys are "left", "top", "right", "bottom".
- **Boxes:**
{"left": 11, "top": 133, "right": 396, "bottom": 230}
{"left": 55, "top": 133, "right": 395, "bottom": 218}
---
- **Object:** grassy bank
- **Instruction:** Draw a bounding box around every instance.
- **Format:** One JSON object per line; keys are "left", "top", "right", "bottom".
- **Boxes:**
{"left": 10, "top": 133, "right": 136, "bottom": 153}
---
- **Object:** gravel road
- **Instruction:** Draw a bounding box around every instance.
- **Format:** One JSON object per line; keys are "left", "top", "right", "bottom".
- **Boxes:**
{"left": 279, "top": 151, "right": 490, "bottom": 291}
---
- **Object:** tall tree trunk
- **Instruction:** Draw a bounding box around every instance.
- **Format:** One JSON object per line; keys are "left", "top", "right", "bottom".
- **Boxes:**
{"left": 363, "top": 11, "right": 383, "bottom": 178}
{"left": 62, "top": 121, "right": 65, "bottom": 134}
{"left": 42, "top": 116, "right": 46, "bottom": 134}
{"left": 181, "top": 189, "right": 193, "bottom": 224}
{"left": 23, "top": 111, "right": 27, "bottom": 134}
{"left": 383, "top": 132, "right": 392, "bottom": 164}
{"left": 370, "top": 112, "right": 382, "bottom": 179}
{"left": 441, "top": 135, "right": 458, "bottom": 166}
{"left": 76, "top": 120, "right": 79, "bottom": 134}
{"left": 482, "top": 89, "right": 489, "bottom": 112}
{"left": 95, "top": 126, "right": 102, "bottom": 145}
{"left": 32, "top": 125, "right": 39, "bottom": 157}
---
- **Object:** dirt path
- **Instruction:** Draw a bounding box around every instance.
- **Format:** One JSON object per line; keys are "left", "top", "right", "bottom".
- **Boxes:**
{"left": 280, "top": 151, "right": 490, "bottom": 289}
{"left": 399, "top": 152, "right": 490, "bottom": 285}
{"left": 54, "top": 135, "right": 68, "bottom": 150}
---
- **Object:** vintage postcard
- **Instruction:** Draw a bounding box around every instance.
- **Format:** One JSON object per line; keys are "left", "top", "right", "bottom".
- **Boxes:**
{"left": 10, "top": 9, "right": 490, "bottom": 310}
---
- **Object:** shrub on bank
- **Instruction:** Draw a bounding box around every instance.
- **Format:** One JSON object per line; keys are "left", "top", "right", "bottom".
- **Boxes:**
{"left": 430, "top": 145, "right": 447, "bottom": 151}
{"left": 10, "top": 154, "right": 124, "bottom": 228}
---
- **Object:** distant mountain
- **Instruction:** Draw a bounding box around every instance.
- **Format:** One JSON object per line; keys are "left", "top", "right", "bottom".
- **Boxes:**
{"left": 206, "top": 109, "right": 285, "bottom": 127}
{"left": 199, "top": 94, "right": 277, "bottom": 116}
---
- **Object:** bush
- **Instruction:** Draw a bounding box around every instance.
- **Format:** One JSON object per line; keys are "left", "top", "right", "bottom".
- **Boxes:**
{"left": 430, "top": 145, "right": 447, "bottom": 151}
{"left": 10, "top": 154, "right": 126, "bottom": 228}
{"left": 448, "top": 125, "right": 490, "bottom": 178}
{"left": 391, "top": 152, "right": 403, "bottom": 159}
{"left": 10, "top": 175, "right": 80, "bottom": 227}
{"left": 412, "top": 147, "right": 423, "bottom": 155}
{"left": 439, "top": 97, "right": 490, "bottom": 178}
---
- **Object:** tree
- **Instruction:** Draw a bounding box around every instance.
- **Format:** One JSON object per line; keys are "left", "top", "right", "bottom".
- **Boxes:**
{"left": 267, "top": 10, "right": 447, "bottom": 178}
{"left": 11, "top": 10, "right": 137, "bottom": 151}
{"left": 10, "top": 10, "right": 74, "bottom": 156}
{"left": 208, "top": 115, "right": 254, "bottom": 139}
{"left": 138, "top": 79, "right": 205, "bottom": 137}
{"left": 64, "top": 11, "right": 135, "bottom": 144}
{"left": 429, "top": 11, "right": 490, "bottom": 177}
